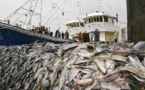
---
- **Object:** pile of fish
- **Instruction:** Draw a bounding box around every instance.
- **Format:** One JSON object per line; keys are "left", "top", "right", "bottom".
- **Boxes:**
{"left": 0, "top": 41, "right": 145, "bottom": 90}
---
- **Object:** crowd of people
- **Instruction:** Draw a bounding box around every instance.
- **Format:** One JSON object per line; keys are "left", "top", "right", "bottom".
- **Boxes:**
{"left": 55, "top": 29, "right": 69, "bottom": 39}
{"left": 32, "top": 26, "right": 69, "bottom": 39}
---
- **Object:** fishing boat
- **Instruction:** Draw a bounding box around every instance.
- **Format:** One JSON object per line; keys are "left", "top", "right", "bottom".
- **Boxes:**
{"left": 0, "top": 0, "right": 71, "bottom": 46}
{"left": 66, "top": 11, "right": 127, "bottom": 43}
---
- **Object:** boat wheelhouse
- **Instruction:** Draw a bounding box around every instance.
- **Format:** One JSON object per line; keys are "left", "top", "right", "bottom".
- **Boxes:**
{"left": 82, "top": 11, "right": 119, "bottom": 42}
{"left": 65, "top": 19, "right": 85, "bottom": 38}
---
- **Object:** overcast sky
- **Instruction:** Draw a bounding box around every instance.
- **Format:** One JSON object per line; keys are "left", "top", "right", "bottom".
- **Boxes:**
{"left": 0, "top": 0, "right": 127, "bottom": 32}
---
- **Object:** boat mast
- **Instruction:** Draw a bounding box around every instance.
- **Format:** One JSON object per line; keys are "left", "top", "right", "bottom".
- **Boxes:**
{"left": 40, "top": 0, "right": 43, "bottom": 27}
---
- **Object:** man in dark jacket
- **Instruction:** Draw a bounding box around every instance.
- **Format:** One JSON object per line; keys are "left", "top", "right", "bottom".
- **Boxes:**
{"left": 50, "top": 32, "right": 53, "bottom": 36}
{"left": 62, "top": 31, "right": 64, "bottom": 39}
{"left": 55, "top": 29, "right": 59, "bottom": 37}
{"left": 65, "top": 30, "right": 69, "bottom": 39}
{"left": 94, "top": 29, "right": 100, "bottom": 41}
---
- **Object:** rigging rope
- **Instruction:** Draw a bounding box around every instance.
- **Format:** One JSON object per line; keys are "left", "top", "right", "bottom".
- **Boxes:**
{"left": 23, "top": 14, "right": 28, "bottom": 28}
{"left": 43, "top": 0, "right": 67, "bottom": 26}
{"left": 45, "top": 0, "right": 68, "bottom": 27}
{"left": 12, "top": 14, "right": 23, "bottom": 25}
{"left": 4, "top": 0, "right": 30, "bottom": 21}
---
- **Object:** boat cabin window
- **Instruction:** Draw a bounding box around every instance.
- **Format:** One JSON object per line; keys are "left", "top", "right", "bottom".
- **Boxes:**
{"left": 86, "top": 19, "right": 89, "bottom": 24}
{"left": 100, "top": 16, "right": 103, "bottom": 22}
{"left": 80, "top": 23, "right": 84, "bottom": 27}
{"left": 85, "top": 16, "right": 105, "bottom": 23}
{"left": 94, "top": 17, "right": 97, "bottom": 22}
{"left": 67, "top": 25, "right": 71, "bottom": 29}
{"left": 89, "top": 18, "right": 91, "bottom": 23}
{"left": 97, "top": 17, "right": 99, "bottom": 22}
{"left": 104, "top": 16, "right": 108, "bottom": 22}
{"left": 68, "top": 22, "right": 84, "bottom": 28}
{"left": 91, "top": 18, "right": 93, "bottom": 23}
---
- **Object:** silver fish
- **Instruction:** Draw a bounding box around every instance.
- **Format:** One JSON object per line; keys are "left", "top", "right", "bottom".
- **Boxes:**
{"left": 34, "top": 68, "right": 43, "bottom": 79}
{"left": 59, "top": 55, "right": 79, "bottom": 90}
{"left": 68, "top": 68, "right": 80, "bottom": 83}
{"left": 101, "top": 82, "right": 121, "bottom": 90}
{"left": 111, "top": 55, "right": 127, "bottom": 62}
{"left": 106, "top": 59, "right": 116, "bottom": 74}
{"left": 92, "top": 70, "right": 104, "bottom": 80}
{"left": 41, "top": 80, "right": 50, "bottom": 87}
{"left": 84, "top": 80, "right": 98, "bottom": 90}
{"left": 72, "top": 43, "right": 88, "bottom": 54}
{"left": 133, "top": 41, "right": 145, "bottom": 52}
{"left": 73, "top": 78, "right": 93, "bottom": 86}
{"left": 115, "top": 81, "right": 130, "bottom": 90}
{"left": 51, "top": 58, "right": 62, "bottom": 86}
{"left": 94, "top": 58, "right": 107, "bottom": 74}
{"left": 77, "top": 50, "right": 97, "bottom": 58}
{"left": 128, "top": 54, "right": 145, "bottom": 70}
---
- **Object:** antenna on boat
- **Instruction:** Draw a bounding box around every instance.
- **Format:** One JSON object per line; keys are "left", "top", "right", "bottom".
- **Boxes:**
{"left": 99, "top": 0, "right": 103, "bottom": 12}
{"left": 116, "top": 13, "right": 118, "bottom": 23}
{"left": 77, "top": 1, "right": 81, "bottom": 18}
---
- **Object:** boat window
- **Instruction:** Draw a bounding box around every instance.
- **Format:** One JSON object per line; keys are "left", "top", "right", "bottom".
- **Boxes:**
{"left": 72, "top": 24, "right": 74, "bottom": 27}
{"left": 97, "top": 17, "right": 99, "bottom": 22}
{"left": 100, "top": 16, "right": 103, "bottom": 22}
{"left": 73, "top": 24, "right": 75, "bottom": 27}
{"left": 77, "top": 23, "right": 79, "bottom": 27}
{"left": 85, "top": 18, "right": 89, "bottom": 24}
{"left": 80, "top": 23, "right": 84, "bottom": 27}
{"left": 104, "top": 16, "right": 108, "bottom": 22}
{"left": 89, "top": 18, "right": 91, "bottom": 23}
{"left": 94, "top": 17, "right": 97, "bottom": 22}
{"left": 91, "top": 18, "right": 93, "bottom": 23}
{"left": 75, "top": 23, "right": 77, "bottom": 27}
{"left": 67, "top": 25, "right": 71, "bottom": 29}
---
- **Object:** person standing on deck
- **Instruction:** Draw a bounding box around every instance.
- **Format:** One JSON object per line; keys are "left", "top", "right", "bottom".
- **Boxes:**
{"left": 114, "top": 31, "right": 118, "bottom": 43}
{"left": 65, "top": 30, "right": 69, "bottom": 39}
{"left": 50, "top": 32, "right": 53, "bottom": 36}
{"left": 94, "top": 29, "right": 100, "bottom": 41}
{"left": 113, "top": 31, "right": 118, "bottom": 50}
{"left": 90, "top": 31, "right": 94, "bottom": 42}
{"left": 58, "top": 31, "right": 61, "bottom": 38}
{"left": 62, "top": 31, "right": 64, "bottom": 39}
{"left": 55, "top": 29, "right": 59, "bottom": 37}
{"left": 97, "top": 29, "right": 100, "bottom": 41}
{"left": 7, "top": 20, "right": 10, "bottom": 24}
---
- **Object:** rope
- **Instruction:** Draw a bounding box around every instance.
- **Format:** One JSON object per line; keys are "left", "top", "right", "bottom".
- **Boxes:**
{"left": 45, "top": 0, "right": 68, "bottom": 27}
{"left": 4, "top": 0, "right": 30, "bottom": 20}
{"left": 43, "top": 0, "right": 68, "bottom": 26}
